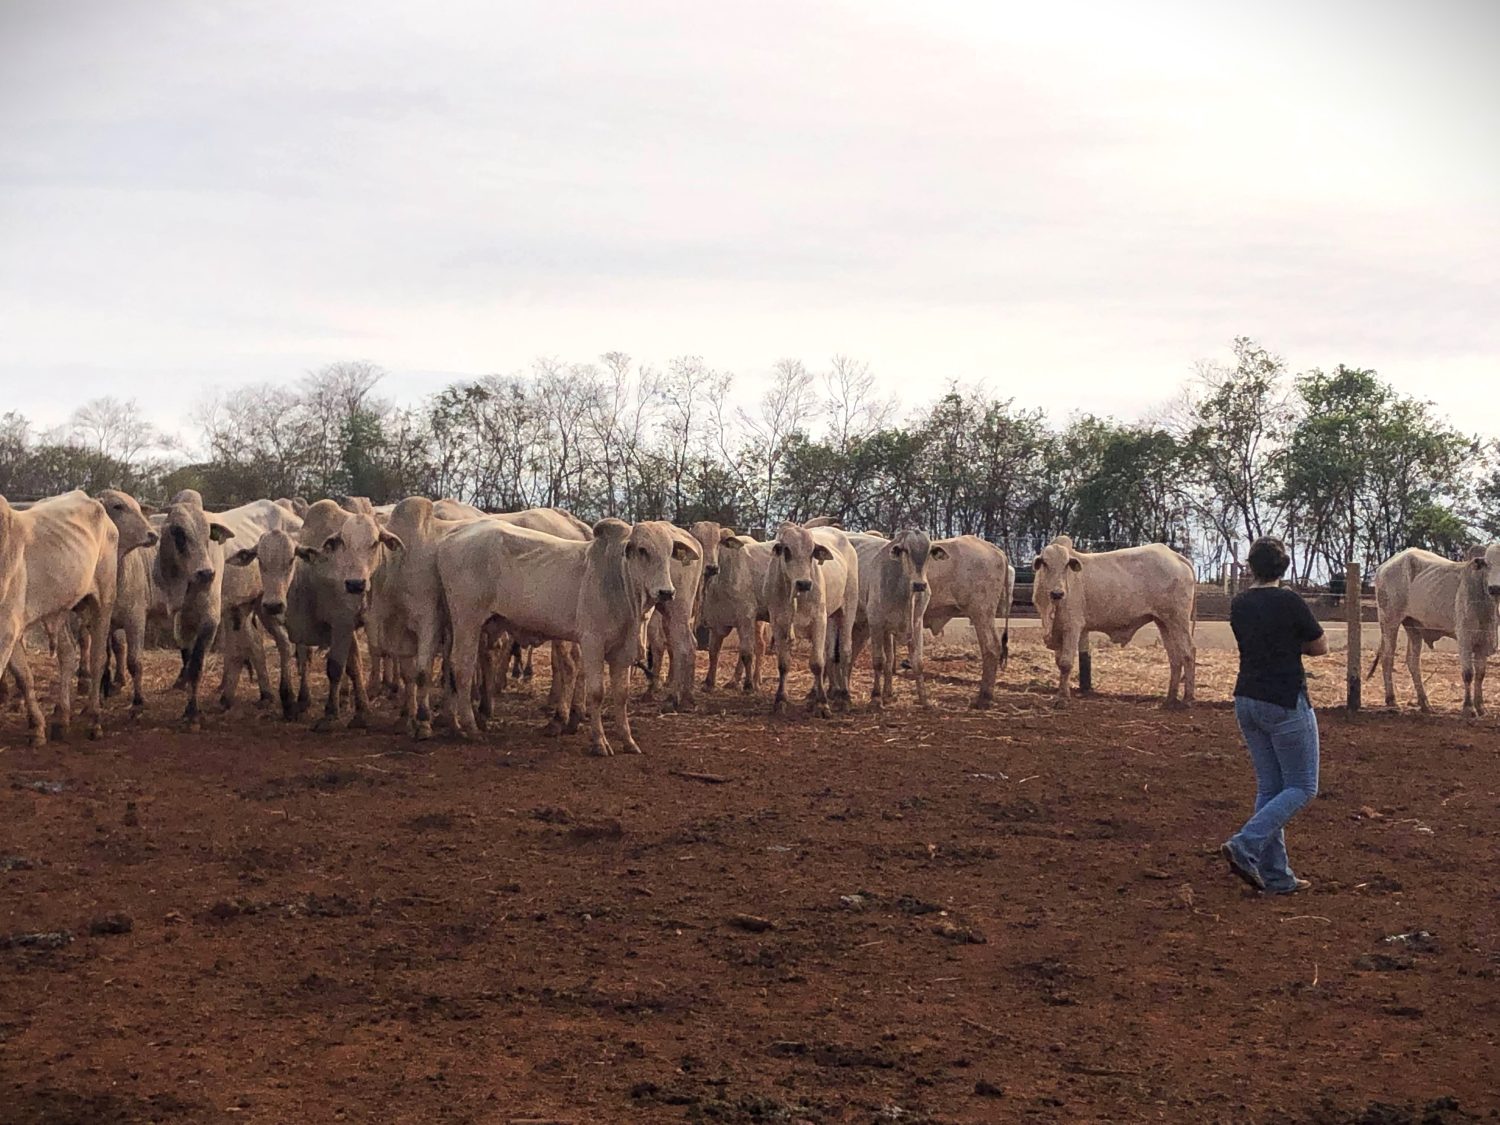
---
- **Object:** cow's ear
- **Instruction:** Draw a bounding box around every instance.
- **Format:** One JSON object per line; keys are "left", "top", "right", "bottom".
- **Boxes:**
{"left": 888, "top": 542, "right": 905, "bottom": 557}
{"left": 208, "top": 522, "right": 234, "bottom": 543}
{"left": 929, "top": 544, "right": 948, "bottom": 560}
{"left": 671, "top": 540, "right": 701, "bottom": 563}
{"left": 294, "top": 545, "right": 318, "bottom": 561}
{"left": 1032, "top": 556, "right": 1045, "bottom": 571}
{"left": 227, "top": 547, "right": 258, "bottom": 567}
{"left": 812, "top": 544, "right": 834, "bottom": 563}
{"left": 379, "top": 529, "right": 404, "bottom": 551}
{"left": 773, "top": 542, "right": 787, "bottom": 558}
{"left": 722, "top": 535, "right": 748, "bottom": 551}
{"left": 1067, "top": 556, "right": 1083, "bottom": 572}
{"left": 718, "top": 527, "right": 736, "bottom": 543}
{"left": 138, "top": 502, "right": 157, "bottom": 516}
{"left": 1472, "top": 557, "right": 1486, "bottom": 570}
{"left": 322, "top": 534, "right": 343, "bottom": 553}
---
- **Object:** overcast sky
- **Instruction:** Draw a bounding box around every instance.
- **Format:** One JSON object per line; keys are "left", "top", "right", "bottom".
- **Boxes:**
{"left": 2, "top": 0, "right": 1496, "bottom": 442}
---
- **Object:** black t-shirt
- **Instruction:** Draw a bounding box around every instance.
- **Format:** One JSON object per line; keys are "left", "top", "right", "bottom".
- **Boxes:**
{"left": 1230, "top": 585, "right": 1325, "bottom": 708}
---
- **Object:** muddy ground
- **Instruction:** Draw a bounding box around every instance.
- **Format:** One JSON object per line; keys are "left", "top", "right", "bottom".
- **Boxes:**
{"left": 2, "top": 635, "right": 1497, "bottom": 1124}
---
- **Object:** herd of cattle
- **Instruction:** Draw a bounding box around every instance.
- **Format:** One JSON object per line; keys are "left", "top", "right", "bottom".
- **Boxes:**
{"left": 0, "top": 488, "right": 1494, "bottom": 753}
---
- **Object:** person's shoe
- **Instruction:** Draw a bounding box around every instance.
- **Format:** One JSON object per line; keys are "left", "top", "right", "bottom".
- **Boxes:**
{"left": 1264, "top": 877, "right": 1312, "bottom": 895}
{"left": 1220, "top": 840, "right": 1265, "bottom": 890}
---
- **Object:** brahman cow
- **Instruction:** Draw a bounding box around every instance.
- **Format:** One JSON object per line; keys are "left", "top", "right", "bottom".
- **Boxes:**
{"left": 762, "top": 520, "right": 859, "bottom": 718}
{"left": 922, "top": 535, "right": 1014, "bottom": 709}
{"left": 1368, "top": 545, "right": 1500, "bottom": 716}
{"left": 1032, "top": 535, "right": 1196, "bottom": 707}
{"left": 436, "top": 517, "right": 697, "bottom": 753}
{"left": 849, "top": 529, "right": 947, "bottom": 708}
{"left": 5, "top": 491, "right": 121, "bottom": 743}
{"left": 637, "top": 521, "right": 707, "bottom": 713}
{"left": 703, "top": 525, "right": 774, "bottom": 693}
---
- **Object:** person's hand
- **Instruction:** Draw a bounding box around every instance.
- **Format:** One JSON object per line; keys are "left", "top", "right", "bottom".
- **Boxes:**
{"left": 1303, "top": 636, "right": 1329, "bottom": 657}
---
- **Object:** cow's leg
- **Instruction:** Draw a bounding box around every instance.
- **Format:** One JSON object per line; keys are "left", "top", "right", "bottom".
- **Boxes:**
{"left": 173, "top": 645, "right": 191, "bottom": 691}
{"left": 259, "top": 613, "right": 296, "bottom": 719}
{"left": 217, "top": 609, "right": 245, "bottom": 712}
{"left": 123, "top": 613, "right": 146, "bottom": 713}
{"left": 1053, "top": 626, "right": 1079, "bottom": 706}
{"left": 862, "top": 624, "right": 884, "bottom": 710}
{"left": 1473, "top": 647, "right": 1487, "bottom": 718}
{"left": 582, "top": 639, "right": 614, "bottom": 756}
{"left": 110, "top": 627, "right": 127, "bottom": 690}
{"left": 411, "top": 619, "right": 445, "bottom": 739}
{"left": 1377, "top": 623, "right": 1399, "bottom": 706}
{"left": 546, "top": 641, "right": 570, "bottom": 716}
{"left": 347, "top": 640, "right": 371, "bottom": 729}
{"left": 293, "top": 645, "right": 312, "bottom": 718}
{"left": 1161, "top": 620, "right": 1186, "bottom": 709}
{"left": 808, "top": 613, "right": 830, "bottom": 719}
{"left": 970, "top": 611, "right": 1000, "bottom": 710}
{"left": 565, "top": 643, "right": 587, "bottom": 734}
{"left": 444, "top": 617, "right": 482, "bottom": 738}
{"left": 740, "top": 619, "right": 760, "bottom": 692}
{"left": 7, "top": 649, "right": 47, "bottom": 748}
{"left": 182, "top": 620, "right": 216, "bottom": 731}
{"left": 315, "top": 638, "right": 348, "bottom": 733}
{"left": 771, "top": 619, "right": 792, "bottom": 715}
{"left": 48, "top": 618, "right": 79, "bottom": 742}
{"left": 609, "top": 647, "right": 642, "bottom": 755}
{"left": 704, "top": 627, "right": 725, "bottom": 692}
{"left": 883, "top": 630, "right": 897, "bottom": 700}
{"left": 79, "top": 600, "right": 108, "bottom": 739}
{"left": 667, "top": 606, "right": 696, "bottom": 713}
{"left": 1460, "top": 644, "right": 1477, "bottom": 717}
{"left": 245, "top": 617, "right": 275, "bottom": 708}
{"left": 1404, "top": 626, "right": 1431, "bottom": 712}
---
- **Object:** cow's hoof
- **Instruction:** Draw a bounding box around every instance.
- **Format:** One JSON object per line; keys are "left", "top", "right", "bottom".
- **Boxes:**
{"left": 412, "top": 720, "right": 433, "bottom": 741}
{"left": 589, "top": 739, "right": 614, "bottom": 757}
{"left": 47, "top": 721, "right": 67, "bottom": 743}
{"left": 564, "top": 716, "right": 582, "bottom": 735}
{"left": 129, "top": 704, "right": 144, "bottom": 722}
{"left": 29, "top": 731, "right": 46, "bottom": 749}
{"left": 348, "top": 712, "right": 369, "bottom": 730}
{"left": 771, "top": 699, "right": 787, "bottom": 716}
{"left": 1052, "top": 696, "right": 1070, "bottom": 710}
{"left": 217, "top": 698, "right": 233, "bottom": 714}
{"left": 541, "top": 719, "right": 563, "bottom": 737}
{"left": 701, "top": 681, "right": 716, "bottom": 694}
{"left": 658, "top": 698, "right": 678, "bottom": 715}
{"left": 87, "top": 722, "right": 103, "bottom": 741}
{"left": 1162, "top": 699, "right": 1188, "bottom": 712}
{"left": 969, "top": 696, "right": 993, "bottom": 711}
{"left": 312, "top": 716, "right": 340, "bottom": 733}
{"left": 185, "top": 716, "right": 202, "bottom": 733}
{"left": 622, "top": 739, "right": 642, "bottom": 755}
{"left": 677, "top": 697, "right": 697, "bottom": 714}
{"left": 255, "top": 692, "right": 275, "bottom": 709}
{"left": 869, "top": 696, "right": 884, "bottom": 711}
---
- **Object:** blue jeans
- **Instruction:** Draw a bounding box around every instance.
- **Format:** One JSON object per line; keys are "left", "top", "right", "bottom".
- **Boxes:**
{"left": 1230, "top": 694, "right": 1320, "bottom": 891}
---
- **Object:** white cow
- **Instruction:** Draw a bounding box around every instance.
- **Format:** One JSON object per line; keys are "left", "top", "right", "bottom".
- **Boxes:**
{"left": 704, "top": 525, "right": 774, "bottom": 693}
{"left": 922, "top": 535, "right": 1015, "bottom": 710}
{"left": 437, "top": 518, "right": 697, "bottom": 753}
{"left": 1369, "top": 546, "right": 1500, "bottom": 716}
{"left": 637, "top": 521, "right": 707, "bottom": 712}
{"left": 849, "top": 529, "right": 947, "bottom": 708}
{"left": 1031, "top": 536, "right": 1196, "bottom": 706}
{"left": 762, "top": 520, "right": 860, "bottom": 718}
{"left": 6, "top": 492, "right": 121, "bottom": 743}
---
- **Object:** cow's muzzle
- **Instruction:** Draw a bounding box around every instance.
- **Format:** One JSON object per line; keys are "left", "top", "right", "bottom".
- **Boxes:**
{"left": 1049, "top": 590, "right": 1064, "bottom": 601}
{"left": 1488, "top": 585, "right": 1500, "bottom": 597}
{"left": 263, "top": 601, "right": 285, "bottom": 616}
{"left": 655, "top": 588, "right": 674, "bottom": 602}
{"left": 144, "top": 531, "right": 160, "bottom": 548}
{"left": 345, "top": 579, "right": 367, "bottom": 595}
{"left": 703, "top": 565, "right": 719, "bottom": 578}
{"left": 794, "top": 579, "right": 812, "bottom": 594}
{"left": 911, "top": 581, "right": 927, "bottom": 593}
{"left": 193, "top": 567, "right": 216, "bottom": 585}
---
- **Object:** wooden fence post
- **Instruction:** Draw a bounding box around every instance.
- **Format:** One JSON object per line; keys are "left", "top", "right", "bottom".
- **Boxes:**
{"left": 1346, "top": 561, "right": 1361, "bottom": 712}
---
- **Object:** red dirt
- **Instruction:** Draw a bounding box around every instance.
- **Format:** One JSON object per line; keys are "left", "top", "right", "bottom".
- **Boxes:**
{"left": 2, "top": 639, "right": 1497, "bottom": 1124}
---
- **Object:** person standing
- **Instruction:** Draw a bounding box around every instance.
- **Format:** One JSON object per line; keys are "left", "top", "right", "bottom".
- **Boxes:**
{"left": 1221, "top": 536, "right": 1328, "bottom": 894}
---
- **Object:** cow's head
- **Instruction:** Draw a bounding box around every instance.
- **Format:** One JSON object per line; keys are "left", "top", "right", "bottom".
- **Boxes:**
{"left": 1466, "top": 543, "right": 1500, "bottom": 598}
{"left": 624, "top": 520, "right": 697, "bottom": 605}
{"left": 158, "top": 501, "right": 232, "bottom": 587}
{"left": 886, "top": 528, "right": 944, "bottom": 597}
{"left": 773, "top": 522, "right": 833, "bottom": 595}
{"left": 1032, "top": 536, "right": 1082, "bottom": 608}
{"left": 95, "top": 489, "right": 158, "bottom": 553}
{"left": 689, "top": 521, "right": 731, "bottom": 579}
{"left": 228, "top": 528, "right": 298, "bottom": 617}
{"left": 296, "top": 512, "right": 402, "bottom": 599}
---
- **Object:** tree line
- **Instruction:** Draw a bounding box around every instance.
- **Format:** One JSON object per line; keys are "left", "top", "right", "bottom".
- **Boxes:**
{"left": 1, "top": 339, "right": 1491, "bottom": 583}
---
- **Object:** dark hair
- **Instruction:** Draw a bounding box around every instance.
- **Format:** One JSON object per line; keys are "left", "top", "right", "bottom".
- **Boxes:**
{"left": 1247, "top": 536, "right": 1291, "bottom": 581}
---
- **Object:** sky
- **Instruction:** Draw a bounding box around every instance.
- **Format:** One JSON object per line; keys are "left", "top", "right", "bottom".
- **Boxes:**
{"left": 1, "top": 0, "right": 1496, "bottom": 445}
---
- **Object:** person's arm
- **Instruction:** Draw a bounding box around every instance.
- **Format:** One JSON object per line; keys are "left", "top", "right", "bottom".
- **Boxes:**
{"left": 1291, "top": 593, "right": 1328, "bottom": 656}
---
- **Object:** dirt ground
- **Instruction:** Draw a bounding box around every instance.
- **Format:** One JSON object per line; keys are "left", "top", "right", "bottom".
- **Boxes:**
{"left": 2, "top": 633, "right": 1498, "bottom": 1124}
